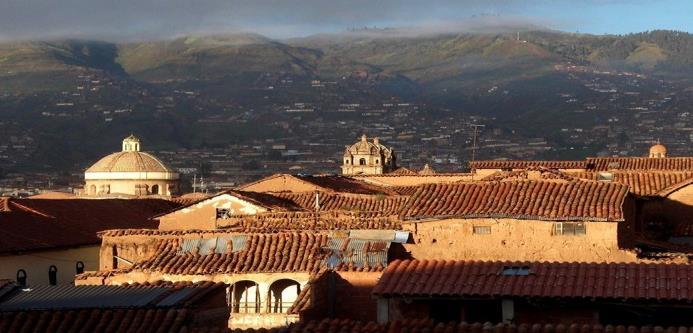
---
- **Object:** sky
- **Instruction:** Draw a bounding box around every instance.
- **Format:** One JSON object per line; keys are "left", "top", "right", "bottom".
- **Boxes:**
{"left": 0, "top": 0, "right": 691, "bottom": 41}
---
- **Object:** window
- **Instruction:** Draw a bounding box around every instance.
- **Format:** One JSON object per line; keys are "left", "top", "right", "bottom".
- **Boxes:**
{"left": 359, "top": 158, "right": 367, "bottom": 165}
{"left": 553, "top": 222, "right": 586, "bottom": 236}
{"left": 473, "top": 226, "right": 491, "bottom": 234}
{"left": 16, "top": 270, "right": 27, "bottom": 287}
{"left": 76, "top": 261, "right": 85, "bottom": 274}
{"left": 151, "top": 184, "right": 159, "bottom": 195}
{"left": 216, "top": 208, "right": 231, "bottom": 219}
{"left": 345, "top": 159, "right": 350, "bottom": 164}
{"left": 48, "top": 265, "right": 58, "bottom": 285}
{"left": 502, "top": 266, "right": 531, "bottom": 276}
{"left": 375, "top": 159, "right": 379, "bottom": 164}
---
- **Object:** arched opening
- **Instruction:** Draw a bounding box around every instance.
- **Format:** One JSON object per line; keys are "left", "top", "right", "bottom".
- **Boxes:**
{"left": 16, "top": 269, "right": 27, "bottom": 287}
{"left": 345, "top": 159, "right": 350, "bottom": 164}
{"left": 359, "top": 158, "right": 366, "bottom": 166}
{"left": 76, "top": 261, "right": 85, "bottom": 274}
{"left": 89, "top": 185, "right": 96, "bottom": 195}
{"left": 268, "top": 279, "right": 300, "bottom": 313}
{"left": 48, "top": 265, "right": 58, "bottom": 285}
{"left": 151, "top": 184, "right": 159, "bottom": 195}
{"left": 230, "top": 280, "right": 260, "bottom": 313}
{"left": 375, "top": 159, "right": 379, "bottom": 164}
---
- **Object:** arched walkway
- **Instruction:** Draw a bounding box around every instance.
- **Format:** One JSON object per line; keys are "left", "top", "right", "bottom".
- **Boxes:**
{"left": 268, "top": 279, "right": 300, "bottom": 313}
{"left": 230, "top": 280, "right": 260, "bottom": 313}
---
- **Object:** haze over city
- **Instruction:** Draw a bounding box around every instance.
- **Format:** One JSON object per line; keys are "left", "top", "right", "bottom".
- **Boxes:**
{"left": 1, "top": 0, "right": 692, "bottom": 41}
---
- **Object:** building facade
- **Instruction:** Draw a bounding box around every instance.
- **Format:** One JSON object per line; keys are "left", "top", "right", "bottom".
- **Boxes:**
{"left": 341, "top": 135, "right": 396, "bottom": 175}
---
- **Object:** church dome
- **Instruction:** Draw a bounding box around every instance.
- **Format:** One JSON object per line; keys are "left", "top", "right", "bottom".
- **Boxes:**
{"left": 649, "top": 142, "right": 667, "bottom": 158}
{"left": 85, "top": 135, "right": 178, "bottom": 179}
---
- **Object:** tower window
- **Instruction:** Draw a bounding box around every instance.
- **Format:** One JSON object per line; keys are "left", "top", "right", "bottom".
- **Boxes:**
{"left": 76, "top": 261, "right": 85, "bottom": 274}
{"left": 48, "top": 265, "right": 58, "bottom": 285}
{"left": 16, "top": 270, "right": 27, "bottom": 287}
{"left": 216, "top": 208, "right": 232, "bottom": 219}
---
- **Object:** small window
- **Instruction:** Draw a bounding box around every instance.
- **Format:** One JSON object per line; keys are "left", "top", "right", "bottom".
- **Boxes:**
{"left": 502, "top": 266, "right": 531, "bottom": 276}
{"left": 375, "top": 159, "right": 379, "bottom": 164}
{"left": 359, "top": 158, "right": 367, "bottom": 165}
{"left": 553, "top": 222, "right": 586, "bottom": 236}
{"left": 48, "top": 265, "right": 58, "bottom": 285}
{"left": 473, "top": 226, "right": 491, "bottom": 234}
{"left": 345, "top": 159, "right": 350, "bottom": 164}
{"left": 216, "top": 208, "right": 231, "bottom": 219}
{"left": 16, "top": 269, "right": 27, "bottom": 287}
{"left": 76, "top": 261, "right": 85, "bottom": 274}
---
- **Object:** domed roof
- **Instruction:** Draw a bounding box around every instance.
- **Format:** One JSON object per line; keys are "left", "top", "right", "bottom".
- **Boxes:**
{"left": 649, "top": 142, "right": 667, "bottom": 158}
{"left": 86, "top": 151, "right": 174, "bottom": 173}
{"left": 85, "top": 135, "right": 176, "bottom": 175}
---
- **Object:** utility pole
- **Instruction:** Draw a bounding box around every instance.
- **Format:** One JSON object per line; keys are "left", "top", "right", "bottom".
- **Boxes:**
{"left": 469, "top": 124, "right": 485, "bottom": 179}
{"left": 192, "top": 174, "right": 197, "bottom": 193}
{"left": 470, "top": 124, "right": 485, "bottom": 164}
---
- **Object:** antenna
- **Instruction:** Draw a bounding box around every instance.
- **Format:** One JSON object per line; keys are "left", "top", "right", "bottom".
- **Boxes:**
{"left": 192, "top": 174, "right": 197, "bottom": 193}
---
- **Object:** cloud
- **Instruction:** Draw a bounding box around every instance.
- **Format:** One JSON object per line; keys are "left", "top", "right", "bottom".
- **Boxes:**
{"left": 0, "top": 0, "right": 673, "bottom": 42}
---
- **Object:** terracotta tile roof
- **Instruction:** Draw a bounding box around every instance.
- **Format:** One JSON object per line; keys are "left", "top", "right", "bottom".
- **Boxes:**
{"left": 0, "top": 198, "right": 180, "bottom": 254}
{"left": 470, "top": 160, "right": 587, "bottom": 170}
{"left": 389, "top": 167, "right": 418, "bottom": 175}
{"left": 0, "top": 308, "right": 205, "bottom": 333}
{"left": 586, "top": 157, "right": 693, "bottom": 171}
{"left": 170, "top": 192, "right": 211, "bottom": 206}
{"left": 373, "top": 260, "right": 693, "bottom": 301}
{"left": 237, "top": 319, "right": 693, "bottom": 333}
{"left": 275, "top": 192, "right": 409, "bottom": 216}
{"left": 131, "top": 232, "right": 384, "bottom": 275}
{"left": 401, "top": 181, "right": 628, "bottom": 222}
{"left": 0, "top": 281, "right": 228, "bottom": 333}
{"left": 218, "top": 211, "right": 402, "bottom": 232}
{"left": 293, "top": 175, "right": 398, "bottom": 195}
{"left": 481, "top": 168, "right": 578, "bottom": 182}
{"left": 571, "top": 171, "right": 693, "bottom": 196}
{"left": 98, "top": 231, "right": 392, "bottom": 276}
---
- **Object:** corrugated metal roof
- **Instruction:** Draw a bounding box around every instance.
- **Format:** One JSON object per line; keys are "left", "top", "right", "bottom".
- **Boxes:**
{"left": 323, "top": 237, "right": 391, "bottom": 269}
{"left": 198, "top": 238, "right": 216, "bottom": 255}
{"left": 0, "top": 285, "right": 169, "bottom": 311}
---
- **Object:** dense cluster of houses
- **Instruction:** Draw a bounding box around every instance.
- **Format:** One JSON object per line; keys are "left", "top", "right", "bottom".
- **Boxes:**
{"left": 2, "top": 141, "right": 693, "bottom": 331}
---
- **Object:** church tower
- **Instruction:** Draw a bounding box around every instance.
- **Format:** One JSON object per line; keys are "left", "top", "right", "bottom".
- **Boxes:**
{"left": 341, "top": 134, "right": 396, "bottom": 175}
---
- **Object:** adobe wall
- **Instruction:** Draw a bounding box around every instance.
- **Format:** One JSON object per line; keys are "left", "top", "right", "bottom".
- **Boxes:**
{"left": 638, "top": 185, "right": 693, "bottom": 238}
{"left": 0, "top": 245, "right": 99, "bottom": 285}
{"left": 241, "top": 175, "right": 319, "bottom": 193}
{"left": 354, "top": 175, "right": 474, "bottom": 187}
{"left": 333, "top": 271, "right": 381, "bottom": 322}
{"left": 401, "top": 218, "right": 639, "bottom": 263}
{"left": 158, "top": 195, "right": 269, "bottom": 230}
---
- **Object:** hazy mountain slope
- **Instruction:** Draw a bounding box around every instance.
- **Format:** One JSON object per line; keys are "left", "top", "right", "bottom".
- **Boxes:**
{"left": 116, "top": 34, "right": 323, "bottom": 82}
{"left": 0, "top": 41, "right": 123, "bottom": 91}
